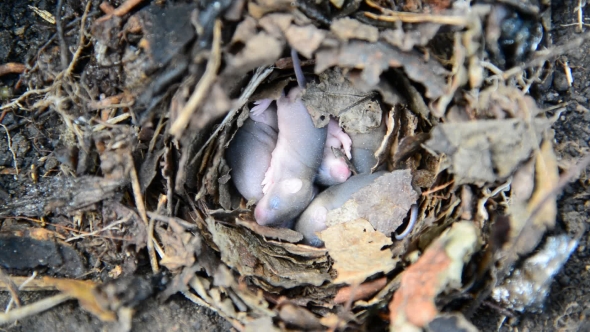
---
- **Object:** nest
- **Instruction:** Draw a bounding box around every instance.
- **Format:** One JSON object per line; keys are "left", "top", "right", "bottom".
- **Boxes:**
{"left": 0, "top": 0, "right": 585, "bottom": 330}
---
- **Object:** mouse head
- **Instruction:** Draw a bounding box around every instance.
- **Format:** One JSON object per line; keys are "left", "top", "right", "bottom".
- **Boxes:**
{"left": 254, "top": 178, "right": 313, "bottom": 226}
{"left": 296, "top": 204, "right": 328, "bottom": 247}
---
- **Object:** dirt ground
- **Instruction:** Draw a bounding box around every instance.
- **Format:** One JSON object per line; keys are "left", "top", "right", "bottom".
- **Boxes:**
{"left": 0, "top": 0, "right": 589, "bottom": 331}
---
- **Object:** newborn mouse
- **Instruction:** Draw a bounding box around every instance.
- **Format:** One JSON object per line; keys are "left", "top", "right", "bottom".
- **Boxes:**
{"left": 225, "top": 102, "right": 278, "bottom": 202}
{"left": 315, "top": 117, "right": 352, "bottom": 186}
{"left": 254, "top": 49, "right": 328, "bottom": 226}
{"left": 295, "top": 171, "right": 386, "bottom": 247}
{"left": 348, "top": 116, "right": 387, "bottom": 174}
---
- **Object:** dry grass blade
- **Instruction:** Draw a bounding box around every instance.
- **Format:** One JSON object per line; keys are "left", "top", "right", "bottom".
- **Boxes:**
{"left": 170, "top": 19, "right": 222, "bottom": 137}
{"left": 0, "top": 293, "right": 72, "bottom": 325}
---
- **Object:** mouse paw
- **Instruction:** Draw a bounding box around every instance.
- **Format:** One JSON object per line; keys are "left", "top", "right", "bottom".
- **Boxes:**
{"left": 250, "top": 99, "right": 272, "bottom": 117}
{"left": 328, "top": 119, "right": 352, "bottom": 159}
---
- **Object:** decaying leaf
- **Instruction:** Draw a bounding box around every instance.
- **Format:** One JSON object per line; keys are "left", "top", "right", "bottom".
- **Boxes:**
{"left": 206, "top": 217, "right": 331, "bottom": 289}
{"left": 389, "top": 221, "right": 478, "bottom": 330}
{"left": 224, "top": 32, "right": 284, "bottom": 76}
{"left": 319, "top": 219, "right": 397, "bottom": 285}
{"left": 285, "top": 24, "right": 326, "bottom": 59}
{"left": 492, "top": 234, "right": 578, "bottom": 312}
{"left": 330, "top": 18, "right": 379, "bottom": 43}
{"left": 504, "top": 137, "right": 559, "bottom": 263}
{"left": 327, "top": 170, "right": 418, "bottom": 236}
{"left": 425, "top": 119, "right": 552, "bottom": 184}
{"left": 302, "top": 68, "right": 382, "bottom": 131}
{"left": 315, "top": 41, "right": 448, "bottom": 99}
{"left": 42, "top": 277, "right": 116, "bottom": 322}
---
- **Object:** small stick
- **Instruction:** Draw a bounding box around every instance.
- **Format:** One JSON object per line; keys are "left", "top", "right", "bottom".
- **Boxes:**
{"left": 128, "top": 152, "right": 159, "bottom": 274}
{"left": 0, "top": 63, "right": 26, "bottom": 77}
{"left": 0, "top": 293, "right": 72, "bottom": 325}
{"left": 0, "top": 124, "right": 18, "bottom": 178}
{"left": 170, "top": 19, "right": 222, "bottom": 137}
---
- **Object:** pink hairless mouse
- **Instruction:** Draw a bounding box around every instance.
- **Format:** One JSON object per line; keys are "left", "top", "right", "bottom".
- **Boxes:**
{"left": 315, "top": 117, "right": 353, "bottom": 186}
{"left": 254, "top": 49, "right": 328, "bottom": 226}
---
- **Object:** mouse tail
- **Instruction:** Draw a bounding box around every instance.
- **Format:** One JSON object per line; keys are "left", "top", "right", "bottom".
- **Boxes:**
{"left": 291, "top": 48, "right": 306, "bottom": 89}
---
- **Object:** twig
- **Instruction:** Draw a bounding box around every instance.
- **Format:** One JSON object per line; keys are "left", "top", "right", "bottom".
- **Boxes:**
{"left": 0, "top": 63, "right": 26, "bottom": 77}
{"left": 170, "top": 19, "right": 222, "bottom": 137}
{"left": 64, "top": 1, "right": 92, "bottom": 78}
{"left": 364, "top": 11, "right": 471, "bottom": 26}
{"left": 147, "top": 195, "right": 167, "bottom": 274}
{"left": 113, "top": 0, "right": 144, "bottom": 17}
{"left": 0, "top": 268, "right": 20, "bottom": 310}
{"left": 55, "top": 0, "right": 69, "bottom": 71}
{"left": 0, "top": 293, "right": 72, "bottom": 325}
{"left": 128, "top": 152, "right": 158, "bottom": 274}
{"left": 422, "top": 179, "right": 454, "bottom": 196}
{"left": 65, "top": 214, "right": 132, "bottom": 242}
{"left": 0, "top": 87, "right": 52, "bottom": 111}
{"left": 146, "top": 211, "right": 198, "bottom": 230}
{"left": 5, "top": 272, "right": 37, "bottom": 313}
{"left": 1, "top": 124, "right": 18, "bottom": 178}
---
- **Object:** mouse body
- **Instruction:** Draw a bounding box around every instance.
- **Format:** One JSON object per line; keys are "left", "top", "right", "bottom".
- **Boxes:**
{"left": 295, "top": 171, "right": 386, "bottom": 246}
{"left": 226, "top": 102, "right": 278, "bottom": 202}
{"left": 315, "top": 118, "right": 352, "bottom": 186}
{"left": 254, "top": 86, "right": 328, "bottom": 226}
{"left": 349, "top": 118, "right": 387, "bottom": 174}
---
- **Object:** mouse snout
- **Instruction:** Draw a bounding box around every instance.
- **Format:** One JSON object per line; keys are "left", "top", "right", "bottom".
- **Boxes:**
{"left": 330, "top": 164, "right": 351, "bottom": 183}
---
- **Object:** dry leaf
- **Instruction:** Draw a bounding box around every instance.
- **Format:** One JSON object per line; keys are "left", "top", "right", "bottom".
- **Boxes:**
{"left": 330, "top": 18, "right": 379, "bottom": 42}
{"left": 425, "top": 119, "right": 551, "bottom": 184}
{"left": 315, "top": 41, "right": 448, "bottom": 99}
{"left": 389, "top": 221, "right": 478, "bottom": 329}
{"left": 302, "top": 68, "right": 382, "bottom": 131}
{"left": 285, "top": 24, "right": 326, "bottom": 59}
{"left": 224, "top": 32, "right": 284, "bottom": 76}
{"left": 42, "top": 277, "right": 116, "bottom": 322}
{"left": 504, "top": 137, "right": 559, "bottom": 262}
{"left": 319, "top": 219, "right": 397, "bottom": 285}
{"left": 207, "top": 217, "right": 331, "bottom": 289}
{"left": 327, "top": 169, "right": 418, "bottom": 236}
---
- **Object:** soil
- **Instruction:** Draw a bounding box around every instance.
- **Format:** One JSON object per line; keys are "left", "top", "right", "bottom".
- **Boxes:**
{"left": 0, "top": 0, "right": 588, "bottom": 331}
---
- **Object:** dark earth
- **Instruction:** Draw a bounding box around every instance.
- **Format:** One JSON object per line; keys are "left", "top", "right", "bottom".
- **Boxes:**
{"left": 0, "top": 0, "right": 589, "bottom": 331}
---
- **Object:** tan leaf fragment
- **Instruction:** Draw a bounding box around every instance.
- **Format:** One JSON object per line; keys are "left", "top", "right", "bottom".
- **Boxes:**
{"left": 389, "top": 221, "right": 478, "bottom": 330}
{"left": 42, "top": 277, "right": 116, "bottom": 322}
{"left": 331, "top": 18, "right": 379, "bottom": 42}
{"left": 505, "top": 137, "right": 559, "bottom": 262}
{"left": 319, "top": 219, "right": 397, "bottom": 285}
{"left": 425, "top": 119, "right": 551, "bottom": 184}
{"left": 224, "top": 32, "right": 284, "bottom": 76}
{"left": 326, "top": 169, "right": 418, "bottom": 236}
{"left": 207, "top": 217, "right": 331, "bottom": 289}
{"left": 285, "top": 24, "right": 326, "bottom": 59}
{"left": 302, "top": 68, "right": 382, "bottom": 131}
{"left": 315, "top": 41, "right": 448, "bottom": 99}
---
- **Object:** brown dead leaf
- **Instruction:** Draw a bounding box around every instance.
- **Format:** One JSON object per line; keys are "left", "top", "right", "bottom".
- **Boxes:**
{"left": 334, "top": 277, "right": 387, "bottom": 304}
{"left": 380, "top": 23, "right": 442, "bottom": 52}
{"left": 278, "top": 303, "right": 323, "bottom": 330}
{"left": 302, "top": 68, "right": 382, "bottom": 131}
{"left": 156, "top": 223, "right": 202, "bottom": 270}
{"left": 42, "top": 277, "right": 116, "bottom": 322}
{"left": 504, "top": 137, "right": 559, "bottom": 262}
{"left": 319, "top": 219, "right": 397, "bottom": 285}
{"left": 285, "top": 24, "right": 326, "bottom": 59}
{"left": 206, "top": 217, "right": 331, "bottom": 289}
{"left": 326, "top": 169, "right": 418, "bottom": 236}
{"left": 389, "top": 222, "right": 478, "bottom": 329}
{"left": 330, "top": 18, "right": 379, "bottom": 43}
{"left": 224, "top": 32, "right": 284, "bottom": 76}
{"left": 315, "top": 41, "right": 448, "bottom": 99}
{"left": 425, "top": 119, "right": 552, "bottom": 184}
{"left": 236, "top": 219, "right": 303, "bottom": 243}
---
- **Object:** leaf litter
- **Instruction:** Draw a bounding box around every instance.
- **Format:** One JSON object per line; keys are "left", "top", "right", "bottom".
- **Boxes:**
{"left": 0, "top": 0, "right": 586, "bottom": 330}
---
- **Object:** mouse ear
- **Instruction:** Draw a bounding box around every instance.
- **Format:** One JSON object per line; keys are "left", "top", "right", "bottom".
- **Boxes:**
{"left": 281, "top": 178, "right": 303, "bottom": 194}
